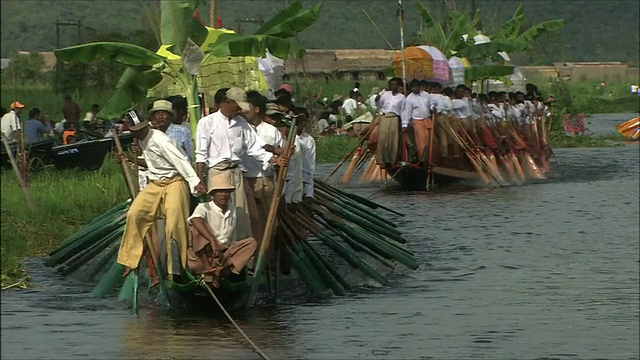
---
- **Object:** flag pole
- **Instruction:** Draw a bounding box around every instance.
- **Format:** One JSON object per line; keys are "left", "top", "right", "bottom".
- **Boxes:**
{"left": 398, "top": 0, "right": 407, "bottom": 90}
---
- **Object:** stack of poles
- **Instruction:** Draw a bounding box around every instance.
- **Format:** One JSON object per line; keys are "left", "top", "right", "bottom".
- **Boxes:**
{"left": 616, "top": 117, "right": 640, "bottom": 140}
{"left": 270, "top": 179, "right": 416, "bottom": 298}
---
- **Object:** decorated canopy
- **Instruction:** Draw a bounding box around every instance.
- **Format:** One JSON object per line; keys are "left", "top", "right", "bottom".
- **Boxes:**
{"left": 149, "top": 27, "right": 268, "bottom": 104}
{"left": 393, "top": 45, "right": 450, "bottom": 84}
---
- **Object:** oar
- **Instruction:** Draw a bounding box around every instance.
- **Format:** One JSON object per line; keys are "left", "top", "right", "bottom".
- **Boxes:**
{"left": 247, "top": 116, "right": 298, "bottom": 307}
{"left": 324, "top": 121, "right": 378, "bottom": 182}
{"left": 2, "top": 134, "right": 34, "bottom": 210}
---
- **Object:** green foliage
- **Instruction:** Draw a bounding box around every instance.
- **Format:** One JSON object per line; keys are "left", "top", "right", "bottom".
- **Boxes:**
{"left": 0, "top": 160, "right": 127, "bottom": 283}
{"left": 161, "top": 0, "right": 208, "bottom": 55}
{"left": 55, "top": 42, "right": 165, "bottom": 67}
{"left": 0, "top": 53, "right": 49, "bottom": 85}
{"left": 316, "top": 135, "right": 360, "bottom": 163}
{"left": 207, "top": 34, "right": 307, "bottom": 59}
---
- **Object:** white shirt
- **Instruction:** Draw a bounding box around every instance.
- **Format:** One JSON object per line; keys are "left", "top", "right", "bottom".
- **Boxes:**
{"left": 243, "top": 121, "right": 284, "bottom": 178}
{"left": 506, "top": 105, "right": 520, "bottom": 122}
{"left": 451, "top": 98, "right": 472, "bottom": 119}
{"left": 317, "top": 118, "right": 329, "bottom": 133}
{"left": 401, "top": 91, "right": 430, "bottom": 128}
{"left": 195, "top": 110, "right": 272, "bottom": 171}
{"left": 139, "top": 129, "right": 201, "bottom": 195}
{"left": 284, "top": 135, "right": 303, "bottom": 204}
{"left": 188, "top": 202, "right": 249, "bottom": 246}
{"left": 1, "top": 111, "right": 22, "bottom": 140}
{"left": 470, "top": 98, "right": 483, "bottom": 120}
{"left": 342, "top": 98, "right": 358, "bottom": 116}
{"left": 428, "top": 94, "right": 449, "bottom": 114}
{"left": 366, "top": 94, "right": 378, "bottom": 110}
{"left": 378, "top": 91, "right": 405, "bottom": 116}
{"left": 298, "top": 132, "right": 316, "bottom": 198}
{"left": 488, "top": 104, "right": 505, "bottom": 122}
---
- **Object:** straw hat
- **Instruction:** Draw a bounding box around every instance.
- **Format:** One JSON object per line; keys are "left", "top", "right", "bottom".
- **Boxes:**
{"left": 207, "top": 175, "right": 235, "bottom": 193}
{"left": 265, "top": 103, "right": 284, "bottom": 116}
{"left": 332, "top": 94, "right": 343, "bottom": 102}
{"left": 148, "top": 99, "right": 176, "bottom": 117}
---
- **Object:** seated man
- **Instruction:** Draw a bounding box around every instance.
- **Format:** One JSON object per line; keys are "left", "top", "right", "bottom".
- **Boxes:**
{"left": 187, "top": 175, "right": 257, "bottom": 287}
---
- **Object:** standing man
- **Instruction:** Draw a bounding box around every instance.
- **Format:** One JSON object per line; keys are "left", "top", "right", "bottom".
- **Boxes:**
{"left": 195, "top": 87, "right": 285, "bottom": 237}
{"left": 116, "top": 109, "right": 207, "bottom": 278}
{"left": 401, "top": 79, "right": 431, "bottom": 164}
{"left": 62, "top": 95, "right": 81, "bottom": 128}
{"left": 376, "top": 77, "right": 405, "bottom": 168}
{"left": 149, "top": 99, "right": 194, "bottom": 163}
{"left": 1, "top": 101, "right": 25, "bottom": 145}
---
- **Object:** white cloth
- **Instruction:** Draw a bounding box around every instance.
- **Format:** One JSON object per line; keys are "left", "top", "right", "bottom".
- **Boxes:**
{"left": 284, "top": 135, "right": 303, "bottom": 204}
{"left": 195, "top": 110, "right": 272, "bottom": 171}
{"left": 366, "top": 94, "right": 378, "bottom": 110}
{"left": 317, "top": 118, "right": 329, "bottom": 133}
{"left": 488, "top": 104, "right": 505, "bottom": 122}
{"left": 343, "top": 98, "right": 358, "bottom": 116}
{"left": 298, "top": 132, "right": 316, "bottom": 198}
{"left": 83, "top": 111, "right": 95, "bottom": 122}
{"left": 1, "top": 111, "right": 21, "bottom": 140}
{"left": 401, "top": 91, "right": 430, "bottom": 128}
{"left": 378, "top": 91, "right": 405, "bottom": 116}
{"left": 470, "top": 98, "right": 483, "bottom": 120}
{"left": 189, "top": 202, "right": 246, "bottom": 246}
{"left": 139, "top": 129, "right": 201, "bottom": 195}
{"left": 506, "top": 105, "right": 521, "bottom": 123}
{"left": 429, "top": 94, "right": 450, "bottom": 114}
{"left": 451, "top": 98, "right": 472, "bottom": 119}
{"left": 243, "top": 121, "right": 283, "bottom": 178}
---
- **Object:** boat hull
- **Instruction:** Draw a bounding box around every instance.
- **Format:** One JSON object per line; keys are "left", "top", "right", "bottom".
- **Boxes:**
{"left": 53, "top": 138, "right": 114, "bottom": 171}
{"left": 1, "top": 139, "right": 55, "bottom": 170}
{"left": 387, "top": 165, "right": 481, "bottom": 190}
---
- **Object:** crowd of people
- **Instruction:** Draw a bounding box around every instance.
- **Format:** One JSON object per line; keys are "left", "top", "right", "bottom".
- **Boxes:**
{"left": 352, "top": 78, "right": 553, "bottom": 174}
{"left": 114, "top": 85, "right": 315, "bottom": 287}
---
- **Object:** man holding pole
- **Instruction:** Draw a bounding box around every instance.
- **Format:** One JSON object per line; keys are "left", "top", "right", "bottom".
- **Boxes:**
{"left": 401, "top": 79, "right": 431, "bottom": 165}
{"left": 115, "top": 110, "right": 207, "bottom": 277}
{"left": 376, "top": 77, "right": 405, "bottom": 169}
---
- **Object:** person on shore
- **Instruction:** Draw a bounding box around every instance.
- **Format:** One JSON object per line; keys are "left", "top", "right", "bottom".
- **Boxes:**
{"left": 296, "top": 109, "right": 316, "bottom": 201}
{"left": 376, "top": 77, "right": 405, "bottom": 168}
{"left": 187, "top": 175, "right": 257, "bottom": 287}
{"left": 24, "top": 108, "right": 53, "bottom": 144}
{"left": 82, "top": 104, "right": 100, "bottom": 128}
{"left": 401, "top": 79, "right": 431, "bottom": 164}
{"left": 62, "top": 121, "right": 77, "bottom": 145}
{"left": 342, "top": 90, "right": 359, "bottom": 122}
{"left": 1, "top": 101, "right": 26, "bottom": 145}
{"left": 149, "top": 99, "right": 193, "bottom": 163}
{"left": 317, "top": 111, "right": 330, "bottom": 134}
{"left": 115, "top": 109, "right": 207, "bottom": 278}
{"left": 195, "top": 87, "right": 287, "bottom": 239}
{"left": 62, "top": 95, "right": 81, "bottom": 128}
{"left": 366, "top": 87, "right": 381, "bottom": 111}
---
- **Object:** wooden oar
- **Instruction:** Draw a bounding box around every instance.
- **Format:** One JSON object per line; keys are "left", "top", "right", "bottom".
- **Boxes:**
{"left": 324, "top": 121, "right": 378, "bottom": 182}
{"left": 426, "top": 111, "right": 436, "bottom": 190}
{"left": 247, "top": 117, "right": 298, "bottom": 307}
{"left": 2, "top": 134, "right": 34, "bottom": 210}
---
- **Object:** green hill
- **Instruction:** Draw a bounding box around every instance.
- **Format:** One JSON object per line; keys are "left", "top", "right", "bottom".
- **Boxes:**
{"left": 1, "top": 0, "right": 638, "bottom": 65}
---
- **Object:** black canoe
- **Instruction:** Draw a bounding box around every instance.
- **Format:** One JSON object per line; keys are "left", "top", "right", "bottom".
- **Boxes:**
{"left": 53, "top": 138, "right": 114, "bottom": 171}
{"left": 0, "top": 138, "right": 56, "bottom": 171}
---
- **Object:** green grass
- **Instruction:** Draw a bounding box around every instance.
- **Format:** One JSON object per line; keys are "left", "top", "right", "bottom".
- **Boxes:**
{"left": 315, "top": 136, "right": 360, "bottom": 163}
{"left": 1, "top": 160, "right": 127, "bottom": 286}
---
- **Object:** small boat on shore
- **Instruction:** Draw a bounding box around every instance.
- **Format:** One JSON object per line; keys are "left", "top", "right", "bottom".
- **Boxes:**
{"left": 0, "top": 138, "right": 56, "bottom": 171}
{"left": 53, "top": 138, "right": 114, "bottom": 171}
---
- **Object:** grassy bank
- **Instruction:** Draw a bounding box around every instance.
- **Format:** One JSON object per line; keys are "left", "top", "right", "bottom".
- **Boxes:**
{"left": 1, "top": 160, "right": 127, "bottom": 287}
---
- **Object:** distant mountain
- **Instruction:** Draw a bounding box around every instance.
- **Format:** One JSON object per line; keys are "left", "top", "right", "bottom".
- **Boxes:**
{"left": 1, "top": 0, "right": 638, "bottom": 65}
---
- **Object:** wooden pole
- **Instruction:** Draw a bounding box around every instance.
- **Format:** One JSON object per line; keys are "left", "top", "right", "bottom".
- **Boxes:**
{"left": 425, "top": 111, "right": 436, "bottom": 190}
{"left": 2, "top": 135, "right": 34, "bottom": 210}
{"left": 362, "top": 9, "right": 395, "bottom": 50}
{"left": 247, "top": 117, "right": 298, "bottom": 307}
{"left": 324, "top": 122, "right": 378, "bottom": 182}
{"left": 398, "top": 0, "right": 407, "bottom": 90}
{"left": 209, "top": 0, "right": 216, "bottom": 28}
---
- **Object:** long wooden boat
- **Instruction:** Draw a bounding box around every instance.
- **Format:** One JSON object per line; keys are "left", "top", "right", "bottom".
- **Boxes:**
{"left": 0, "top": 138, "right": 55, "bottom": 171}
{"left": 387, "top": 164, "right": 481, "bottom": 190}
{"left": 53, "top": 138, "right": 114, "bottom": 171}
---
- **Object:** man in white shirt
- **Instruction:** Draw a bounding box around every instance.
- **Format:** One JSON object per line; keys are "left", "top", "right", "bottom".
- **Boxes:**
{"left": 187, "top": 175, "right": 257, "bottom": 287}
{"left": 401, "top": 79, "right": 431, "bottom": 163}
{"left": 342, "top": 90, "right": 359, "bottom": 120}
{"left": 452, "top": 85, "right": 482, "bottom": 147}
{"left": 428, "top": 83, "right": 458, "bottom": 159}
{"left": 195, "top": 87, "right": 286, "bottom": 238}
{"left": 376, "top": 77, "right": 405, "bottom": 168}
{"left": 1, "top": 101, "right": 25, "bottom": 145}
{"left": 366, "top": 87, "right": 381, "bottom": 110}
{"left": 115, "top": 109, "right": 207, "bottom": 278}
{"left": 294, "top": 109, "right": 316, "bottom": 200}
{"left": 243, "top": 91, "right": 286, "bottom": 243}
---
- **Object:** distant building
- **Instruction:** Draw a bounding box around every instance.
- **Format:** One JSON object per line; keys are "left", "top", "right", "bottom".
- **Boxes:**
{"left": 520, "top": 62, "right": 638, "bottom": 82}
{"left": 283, "top": 49, "right": 397, "bottom": 81}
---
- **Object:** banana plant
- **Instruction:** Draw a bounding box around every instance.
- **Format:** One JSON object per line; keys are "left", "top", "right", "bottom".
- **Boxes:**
{"left": 54, "top": 0, "right": 322, "bottom": 138}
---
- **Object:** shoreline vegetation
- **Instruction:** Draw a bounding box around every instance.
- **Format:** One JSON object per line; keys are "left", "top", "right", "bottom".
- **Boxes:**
{"left": 1, "top": 79, "right": 638, "bottom": 288}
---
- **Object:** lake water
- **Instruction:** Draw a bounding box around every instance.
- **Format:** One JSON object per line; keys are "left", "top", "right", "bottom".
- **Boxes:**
{"left": 2, "top": 114, "right": 639, "bottom": 360}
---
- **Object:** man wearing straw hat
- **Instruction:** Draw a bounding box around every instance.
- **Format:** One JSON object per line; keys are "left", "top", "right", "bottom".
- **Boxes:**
{"left": 116, "top": 110, "right": 207, "bottom": 278}
{"left": 195, "top": 87, "right": 287, "bottom": 238}
{"left": 149, "top": 99, "right": 194, "bottom": 163}
{"left": 1, "top": 101, "right": 25, "bottom": 145}
{"left": 187, "top": 175, "right": 257, "bottom": 287}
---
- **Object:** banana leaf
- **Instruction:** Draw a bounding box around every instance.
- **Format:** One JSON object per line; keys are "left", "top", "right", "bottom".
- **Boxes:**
{"left": 207, "top": 34, "right": 306, "bottom": 59}
{"left": 98, "top": 67, "right": 163, "bottom": 119}
{"left": 492, "top": 4, "right": 525, "bottom": 39}
{"left": 456, "top": 39, "right": 520, "bottom": 62}
{"left": 54, "top": 42, "right": 164, "bottom": 67}
{"left": 160, "top": 0, "right": 206, "bottom": 56}
{"left": 255, "top": 2, "right": 323, "bottom": 39}
{"left": 465, "top": 65, "right": 515, "bottom": 81}
{"left": 516, "top": 20, "right": 565, "bottom": 50}
{"left": 416, "top": 3, "right": 446, "bottom": 49}
{"left": 255, "top": 0, "right": 302, "bottom": 36}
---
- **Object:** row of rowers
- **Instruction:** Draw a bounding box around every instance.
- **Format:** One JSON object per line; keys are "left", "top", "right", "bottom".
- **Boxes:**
{"left": 115, "top": 87, "right": 316, "bottom": 285}
{"left": 372, "top": 77, "right": 550, "bottom": 168}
